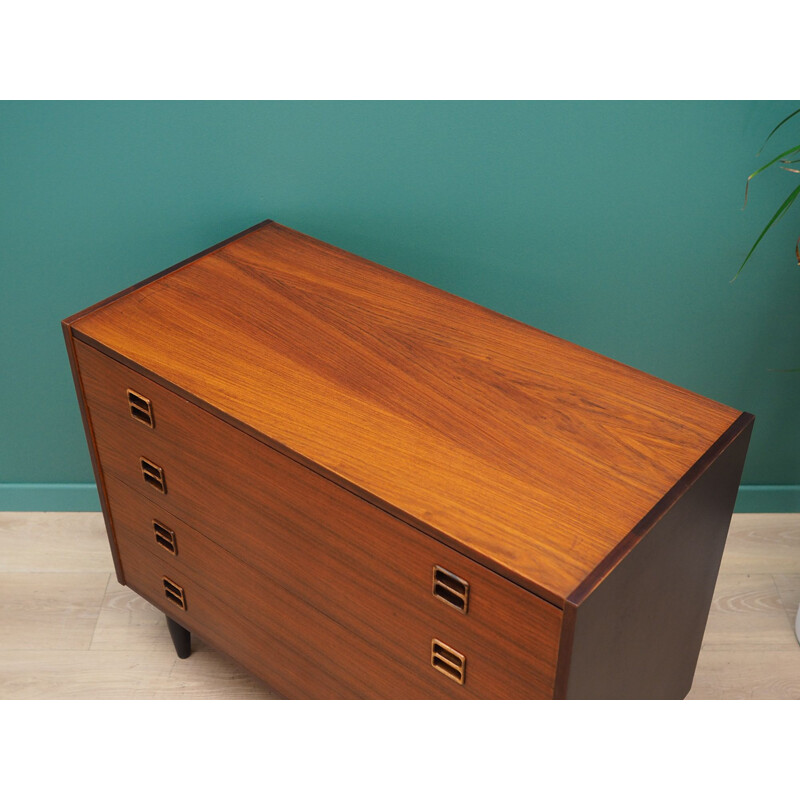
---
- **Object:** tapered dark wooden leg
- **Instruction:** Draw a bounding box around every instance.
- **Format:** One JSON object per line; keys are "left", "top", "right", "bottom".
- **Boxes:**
{"left": 166, "top": 615, "right": 192, "bottom": 659}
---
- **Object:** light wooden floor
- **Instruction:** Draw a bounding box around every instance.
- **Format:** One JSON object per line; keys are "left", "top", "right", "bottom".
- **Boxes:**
{"left": 1, "top": 512, "right": 798, "bottom": 699}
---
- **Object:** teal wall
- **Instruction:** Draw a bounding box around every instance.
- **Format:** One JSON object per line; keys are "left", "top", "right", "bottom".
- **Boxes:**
{"left": 2, "top": 101, "right": 799, "bottom": 511}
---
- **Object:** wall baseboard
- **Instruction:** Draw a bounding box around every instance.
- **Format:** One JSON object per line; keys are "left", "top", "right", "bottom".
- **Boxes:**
{"left": 0, "top": 484, "right": 101, "bottom": 512}
{"left": 733, "top": 485, "right": 800, "bottom": 513}
{"left": 1, "top": 483, "right": 799, "bottom": 514}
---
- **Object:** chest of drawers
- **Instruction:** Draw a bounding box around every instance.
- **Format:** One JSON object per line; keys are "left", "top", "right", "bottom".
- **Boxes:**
{"left": 63, "top": 220, "right": 753, "bottom": 698}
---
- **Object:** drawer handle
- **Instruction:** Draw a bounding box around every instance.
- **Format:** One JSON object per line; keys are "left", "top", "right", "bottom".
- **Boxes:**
{"left": 153, "top": 520, "right": 177, "bottom": 555}
{"left": 431, "top": 639, "right": 466, "bottom": 685}
{"left": 140, "top": 458, "right": 166, "bottom": 493}
{"left": 433, "top": 565, "right": 469, "bottom": 613}
{"left": 163, "top": 577, "right": 186, "bottom": 610}
{"left": 127, "top": 389, "right": 154, "bottom": 428}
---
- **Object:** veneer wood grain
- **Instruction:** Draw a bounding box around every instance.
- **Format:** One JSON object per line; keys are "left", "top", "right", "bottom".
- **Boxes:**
{"left": 75, "top": 338, "right": 561, "bottom": 697}
{"left": 106, "top": 472, "right": 558, "bottom": 698}
{"left": 69, "top": 221, "right": 743, "bottom": 603}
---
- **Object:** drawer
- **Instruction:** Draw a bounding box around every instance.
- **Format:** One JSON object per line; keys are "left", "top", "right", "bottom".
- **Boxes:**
{"left": 119, "top": 535, "right": 350, "bottom": 699}
{"left": 107, "top": 477, "right": 558, "bottom": 700}
{"left": 116, "top": 514, "right": 467, "bottom": 699}
{"left": 77, "top": 339, "right": 562, "bottom": 698}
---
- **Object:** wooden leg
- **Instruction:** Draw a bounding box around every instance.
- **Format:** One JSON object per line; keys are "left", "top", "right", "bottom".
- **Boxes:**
{"left": 166, "top": 615, "right": 192, "bottom": 659}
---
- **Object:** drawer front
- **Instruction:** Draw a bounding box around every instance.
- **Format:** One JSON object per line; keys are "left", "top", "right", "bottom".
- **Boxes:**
{"left": 77, "top": 339, "right": 561, "bottom": 698}
{"left": 109, "top": 481, "right": 553, "bottom": 701}
{"left": 116, "top": 508, "right": 463, "bottom": 699}
{"left": 119, "top": 535, "right": 350, "bottom": 698}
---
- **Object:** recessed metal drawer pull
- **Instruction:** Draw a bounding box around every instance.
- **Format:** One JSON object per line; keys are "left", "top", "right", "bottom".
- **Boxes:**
{"left": 433, "top": 565, "right": 469, "bottom": 613}
{"left": 431, "top": 639, "right": 466, "bottom": 685}
{"left": 163, "top": 577, "right": 186, "bottom": 610}
{"left": 127, "top": 389, "right": 154, "bottom": 428}
{"left": 140, "top": 458, "right": 166, "bottom": 493}
{"left": 153, "top": 520, "right": 177, "bottom": 555}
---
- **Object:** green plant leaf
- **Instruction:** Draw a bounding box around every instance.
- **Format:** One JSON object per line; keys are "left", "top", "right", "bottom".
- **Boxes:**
{"left": 758, "top": 107, "right": 800, "bottom": 154}
{"left": 734, "top": 183, "right": 800, "bottom": 279}
{"left": 744, "top": 143, "right": 800, "bottom": 206}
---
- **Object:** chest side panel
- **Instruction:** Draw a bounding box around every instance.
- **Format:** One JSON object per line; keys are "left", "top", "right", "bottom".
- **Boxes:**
{"left": 564, "top": 419, "right": 753, "bottom": 699}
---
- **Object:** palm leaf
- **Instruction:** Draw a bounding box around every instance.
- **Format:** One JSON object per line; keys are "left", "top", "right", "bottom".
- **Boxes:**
{"left": 758, "top": 108, "right": 800, "bottom": 154}
{"left": 735, "top": 183, "right": 800, "bottom": 279}
{"left": 744, "top": 143, "right": 800, "bottom": 206}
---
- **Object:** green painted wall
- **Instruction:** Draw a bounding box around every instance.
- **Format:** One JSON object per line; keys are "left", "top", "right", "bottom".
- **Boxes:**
{"left": 2, "top": 101, "right": 798, "bottom": 510}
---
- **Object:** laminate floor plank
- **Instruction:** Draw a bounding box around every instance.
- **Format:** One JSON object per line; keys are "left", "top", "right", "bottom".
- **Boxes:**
{"left": 0, "top": 572, "right": 110, "bottom": 651}
{"left": 2, "top": 512, "right": 799, "bottom": 699}
{"left": 686, "top": 513, "right": 800, "bottom": 700}
{"left": 772, "top": 573, "right": 800, "bottom": 627}
{"left": 699, "top": 572, "right": 798, "bottom": 651}
{"left": 717, "top": 513, "right": 800, "bottom": 573}
{"left": 0, "top": 648, "right": 278, "bottom": 699}
{"left": 0, "top": 512, "right": 112, "bottom": 573}
{"left": 687, "top": 649, "right": 800, "bottom": 699}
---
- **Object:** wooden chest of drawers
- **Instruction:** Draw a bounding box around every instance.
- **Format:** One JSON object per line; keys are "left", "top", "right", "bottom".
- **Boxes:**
{"left": 63, "top": 220, "right": 753, "bottom": 698}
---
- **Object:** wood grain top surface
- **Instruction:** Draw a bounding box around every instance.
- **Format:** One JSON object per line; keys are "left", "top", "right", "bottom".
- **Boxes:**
{"left": 69, "top": 221, "right": 745, "bottom": 604}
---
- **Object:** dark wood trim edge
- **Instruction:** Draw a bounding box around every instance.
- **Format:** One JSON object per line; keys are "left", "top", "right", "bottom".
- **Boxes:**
{"left": 567, "top": 411, "right": 755, "bottom": 608}
{"left": 62, "top": 322, "right": 126, "bottom": 583}
{"left": 553, "top": 600, "right": 577, "bottom": 699}
{"left": 62, "top": 218, "right": 275, "bottom": 327}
